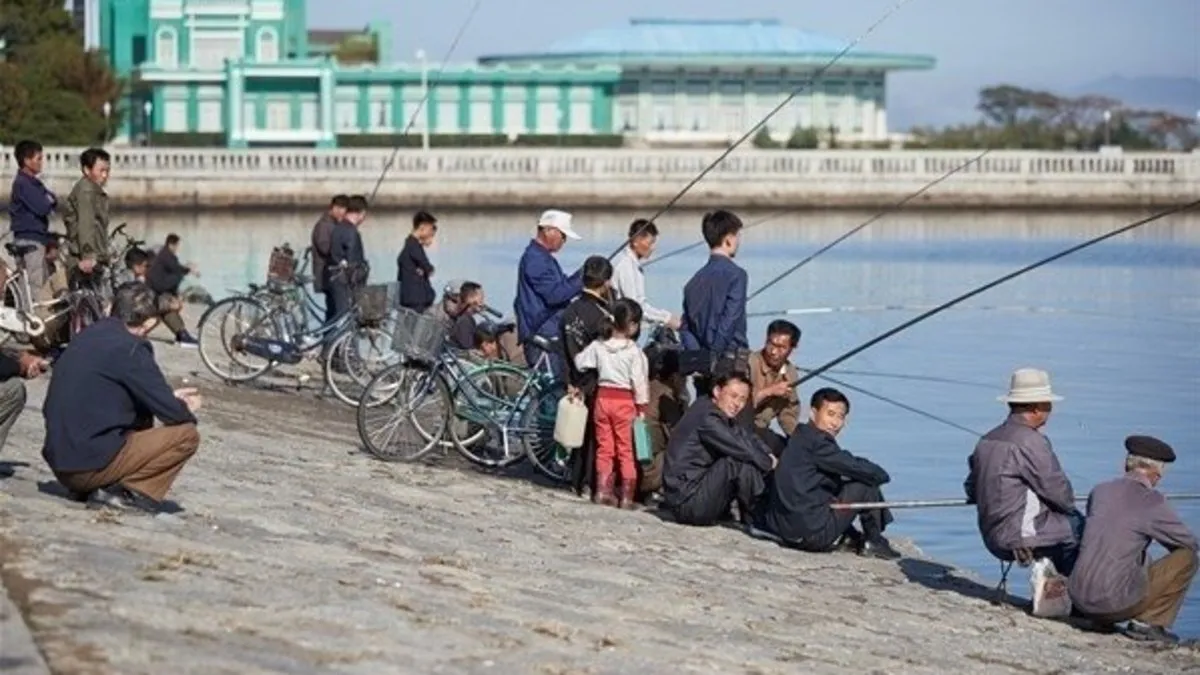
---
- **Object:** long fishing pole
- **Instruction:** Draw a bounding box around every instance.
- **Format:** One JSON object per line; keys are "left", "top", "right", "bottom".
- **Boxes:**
{"left": 814, "top": 372, "right": 983, "bottom": 437}
{"left": 747, "top": 304, "right": 1197, "bottom": 325}
{"left": 644, "top": 148, "right": 990, "bottom": 270}
{"left": 367, "top": 0, "right": 483, "bottom": 202}
{"left": 831, "top": 493, "right": 1200, "bottom": 511}
{"left": 794, "top": 198, "right": 1200, "bottom": 388}
{"left": 607, "top": 0, "right": 917, "bottom": 259}
{"left": 746, "top": 148, "right": 991, "bottom": 302}
{"left": 803, "top": 367, "right": 994, "bottom": 390}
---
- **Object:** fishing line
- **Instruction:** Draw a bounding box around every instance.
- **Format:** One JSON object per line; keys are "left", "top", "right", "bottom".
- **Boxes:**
{"left": 367, "top": 0, "right": 484, "bottom": 202}
{"left": 645, "top": 148, "right": 989, "bottom": 269}
{"left": 794, "top": 198, "right": 1200, "bottom": 387}
{"left": 748, "top": 304, "right": 1196, "bottom": 325}
{"left": 831, "top": 493, "right": 1200, "bottom": 510}
{"left": 814, "top": 372, "right": 983, "bottom": 437}
{"left": 607, "top": 0, "right": 917, "bottom": 259}
{"left": 746, "top": 149, "right": 992, "bottom": 301}
{"left": 805, "top": 367, "right": 994, "bottom": 390}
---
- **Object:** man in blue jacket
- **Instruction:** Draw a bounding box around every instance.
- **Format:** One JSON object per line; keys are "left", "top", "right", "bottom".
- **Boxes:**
{"left": 8, "top": 140, "right": 57, "bottom": 289}
{"left": 680, "top": 209, "right": 749, "bottom": 395}
{"left": 514, "top": 209, "right": 583, "bottom": 375}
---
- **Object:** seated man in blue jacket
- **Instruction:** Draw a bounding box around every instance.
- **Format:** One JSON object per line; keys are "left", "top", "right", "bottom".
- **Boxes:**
{"left": 514, "top": 209, "right": 583, "bottom": 376}
{"left": 662, "top": 372, "right": 776, "bottom": 526}
{"left": 680, "top": 210, "right": 749, "bottom": 395}
{"left": 753, "top": 387, "right": 902, "bottom": 560}
{"left": 42, "top": 282, "right": 202, "bottom": 512}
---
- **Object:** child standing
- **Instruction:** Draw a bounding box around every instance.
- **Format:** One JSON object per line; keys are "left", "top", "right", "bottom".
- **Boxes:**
{"left": 573, "top": 299, "right": 648, "bottom": 509}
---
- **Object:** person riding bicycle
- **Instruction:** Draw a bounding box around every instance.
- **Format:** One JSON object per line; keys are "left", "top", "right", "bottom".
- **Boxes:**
{"left": 61, "top": 148, "right": 112, "bottom": 285}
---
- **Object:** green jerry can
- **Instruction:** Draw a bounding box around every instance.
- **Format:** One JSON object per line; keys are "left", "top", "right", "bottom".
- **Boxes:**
{"left": 633, "top": 417, "right": 654, "bottom": 464}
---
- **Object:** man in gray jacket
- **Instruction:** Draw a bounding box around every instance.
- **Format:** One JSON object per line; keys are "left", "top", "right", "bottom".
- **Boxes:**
{"left": 964, "top": 368, "right": 1083, "bottom": 574}
{"left": 1068, "top": 436, "right": 1197, "bottom": 644}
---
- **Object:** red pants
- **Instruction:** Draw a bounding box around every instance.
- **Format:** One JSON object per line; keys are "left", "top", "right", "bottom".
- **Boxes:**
{"left": 593, "top": 387, "right": 638, "bottom": 482}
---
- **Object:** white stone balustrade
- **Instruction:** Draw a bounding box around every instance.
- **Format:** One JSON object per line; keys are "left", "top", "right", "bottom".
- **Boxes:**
{"left": 1, "top": 148, "right": 1196, "bottom": 209}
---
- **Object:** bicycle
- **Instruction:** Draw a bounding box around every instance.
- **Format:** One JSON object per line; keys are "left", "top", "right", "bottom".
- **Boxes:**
{"left": 0, "top": 241, "right": 75, "bottom": 345}
{"left": 66, "top": 222, "right": 147, "bottom": 338}
{"left": 356, "top": 313, "right": 569, "bottom": 480}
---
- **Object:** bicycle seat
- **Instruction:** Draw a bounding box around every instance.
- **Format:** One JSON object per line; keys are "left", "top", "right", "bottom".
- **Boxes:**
{"left": 5, "top": 242, "right": 38, "bottom": 258}
{"left": 530, "top": 335, "right": 560, "bottom": 352}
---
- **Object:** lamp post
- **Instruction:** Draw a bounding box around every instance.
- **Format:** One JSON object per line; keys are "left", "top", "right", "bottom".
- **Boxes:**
{"left": 101, "top": 101, "right": 112, "bottom": 144}
{"left": 416, "top": 48, "right": 429, "bottom": 152}
{"left": 1102, "top": 109, "right": 1112, "bottom": 147}
{"left": 143, "top": 100, "right": 154, "bottom": 147}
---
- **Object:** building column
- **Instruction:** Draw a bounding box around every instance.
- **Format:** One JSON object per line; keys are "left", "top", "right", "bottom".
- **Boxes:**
{"left": 862, "top": 97, "right": 877, "bottom": 141}
{"left": 227, "top": 63, "right": 248, "bottom": 148}
{"left": 318, "top": 63, "right": 336, "bottom": 148}
{"left": 875, "top": 107, "right": 888, "bottom": 140}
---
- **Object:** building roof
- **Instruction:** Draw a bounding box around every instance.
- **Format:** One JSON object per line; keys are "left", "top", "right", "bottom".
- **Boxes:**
{"left": 478, "top": 18, "right": 935, "bottom": 70}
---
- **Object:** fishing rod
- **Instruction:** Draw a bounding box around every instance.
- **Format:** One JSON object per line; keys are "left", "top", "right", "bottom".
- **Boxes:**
{"left": 367, "top": 0, "right": 484, "bottom": 202}
{"left": 813, "top": 372, "right": 983, "bottom": 437}
{"left": 748, "top": 304, "right": 1197, "bottom": 325}
{"left": 794, "top": 198, "right": 1200, "bottom": 388}
{"left": 831, "top": 493, "right": 1200, "bottom": 511}
{"left": 802, "top": 367, "right": 994, "bottom": 390}
{"left": 746, "top": 149, "right": 992, "bottom": 302}
{"left": 606, "top": 0, "right": 917, "bottom": 260}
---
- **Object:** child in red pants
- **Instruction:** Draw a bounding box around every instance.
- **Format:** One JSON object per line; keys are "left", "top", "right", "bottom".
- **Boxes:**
{"left": 572, "top": 299, "right": 648, "bottom": 508}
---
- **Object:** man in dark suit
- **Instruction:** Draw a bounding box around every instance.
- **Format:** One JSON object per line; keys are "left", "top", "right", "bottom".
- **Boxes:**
{"left": 397, "top": 210, "right": 437, "bottom": 313}
{"left": 310, "top": 194, "right": 349, "bottom": 324}
{"left": 328, "top": 195, "right": 370, "bottom": 319}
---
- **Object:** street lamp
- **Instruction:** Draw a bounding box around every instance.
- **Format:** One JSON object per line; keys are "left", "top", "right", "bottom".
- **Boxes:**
{"left": 101, "top": 101, "right": 112, "bottom": 144}
{"left": 1102, "top": 109, "right": 1112, "bottom": 147}
{"left": 143, "top": 100, "right": 154, "bottom": 147}
{"left": 416, "top": 48, "right": 429, "bottom": 152}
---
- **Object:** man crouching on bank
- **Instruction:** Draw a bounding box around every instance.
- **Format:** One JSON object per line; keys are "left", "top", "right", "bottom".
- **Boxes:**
{"left": 1068, "top": 435, "right": 1197, "bottom": 645}
{"left": 42, "top": 282, "right": 202, "bottom": 512}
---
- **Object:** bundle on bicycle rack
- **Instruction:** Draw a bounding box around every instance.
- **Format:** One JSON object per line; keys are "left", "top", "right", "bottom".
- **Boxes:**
{"left": 355, "top": 282, "right": 397, "bottom": 326}
{"left": 267, "top": 244, "right": 297, "bottom": 283}
{"left": 391, "top": 305, "right": 445, "bottom": 363}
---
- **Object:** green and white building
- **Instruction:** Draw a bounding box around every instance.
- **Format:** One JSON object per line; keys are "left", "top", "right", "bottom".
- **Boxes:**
{"left": 96, "top": 3, "right": 934, "bottom": 148}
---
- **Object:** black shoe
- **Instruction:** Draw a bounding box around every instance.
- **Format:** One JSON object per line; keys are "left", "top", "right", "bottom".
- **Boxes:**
{"left": 1123, "top": 621, "right": 1180, "bottom": 644}
{"left": 118, "top": 486, "right": 164, "bottom": 514}
{"left": 175, "top": 332, "right": 199, "bottom": 349}
{"left": 834, "top": 526, "right": 865, "bottom": 554}
{"left": 861, "top": 536, "right": 903, "bottom": 561}
{"left": 85, "top": 486, "right": 129, "bottom": 510}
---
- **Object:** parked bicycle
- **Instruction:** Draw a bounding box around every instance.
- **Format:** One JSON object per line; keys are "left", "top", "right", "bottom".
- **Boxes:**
{"left": 67, "top": 222, "right": 147, "bottom": 338}
{"left": 0, "top": 241, "right": 74, "bottom": 346}
{"left": 356, "top": 309, "right": 569, "bottom": 481}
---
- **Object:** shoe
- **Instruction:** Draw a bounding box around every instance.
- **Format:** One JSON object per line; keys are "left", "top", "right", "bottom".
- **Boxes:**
{"left": 592, "top": 473, "right": 617, "bottom": 507}
{"left": 617, "top": 479, "right": 638, "bottom": 510}
{"left": 834, "top": 526, "right": 865, "bottom": 554}
{"left": 175, "top": 332, "right": 199, "bottom": 349}
{"left": 85, "top": 486, "right": 129, "bottom": 510}
{"left": 1123, "top": 621, "right": 1180, "bottom": 644}
{"left": 861, "top": 536, "right": 903, "bottom": 561}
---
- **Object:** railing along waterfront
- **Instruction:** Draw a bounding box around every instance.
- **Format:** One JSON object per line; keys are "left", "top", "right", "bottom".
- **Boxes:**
{"left": 1, "top": 148, "right": 1196, "bottom": 209}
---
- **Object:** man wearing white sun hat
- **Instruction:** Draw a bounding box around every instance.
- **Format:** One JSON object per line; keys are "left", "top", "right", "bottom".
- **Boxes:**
{"left": 514, "top": 209, "right": 583, "bottom": 374}
{"left": 964, "top": 368, "right": 1084, "bottom": 575}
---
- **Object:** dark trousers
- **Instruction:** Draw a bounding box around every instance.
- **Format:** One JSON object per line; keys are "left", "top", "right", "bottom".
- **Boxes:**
{"left": 795, "top": 481, "right": 893, "bottom": 552}
{"left": 670, "top": 456, "right": 767, "bottom": 526}
{"left": 322, "top": 290, "right": 337, "bottom": 325}
{"left": 569, "top": 394, "right": 597, "bottom": 496}
{"left": 329, "top": 281, "right": 353, "bottom": 322}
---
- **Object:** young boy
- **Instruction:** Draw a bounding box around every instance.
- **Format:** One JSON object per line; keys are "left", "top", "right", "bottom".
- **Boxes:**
{"left": 450, "top": 281, "right": 486, "bottom": 351}
{"left": 8, "top": 140, "right": 56, "bottom": 288}
{"left": 117, "top": 247, "right": 151, "bottom": 285}
{"left": 62, "top": 148, "right": 112, "bottom": 277}
{"left": 397, "top": 210, "right": 437, "bottom": 313}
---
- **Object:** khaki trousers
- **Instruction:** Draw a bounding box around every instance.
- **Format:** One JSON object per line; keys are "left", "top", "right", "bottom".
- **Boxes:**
{"left": 55, "top": 424, "right": 201, "bottom": 502}
{"left": 1091, "top": 548, "right": 1199, "bottom": 628}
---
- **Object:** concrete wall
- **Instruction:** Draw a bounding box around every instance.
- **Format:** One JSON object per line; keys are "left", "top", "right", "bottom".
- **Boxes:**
{"left": 2, "top": 148, "right": 1197, "bottom": 210}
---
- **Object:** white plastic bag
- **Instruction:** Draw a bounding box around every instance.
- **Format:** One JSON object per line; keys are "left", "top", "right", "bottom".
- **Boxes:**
{"left": 1030, "top": 558, "right": 1073, "bottom": 618}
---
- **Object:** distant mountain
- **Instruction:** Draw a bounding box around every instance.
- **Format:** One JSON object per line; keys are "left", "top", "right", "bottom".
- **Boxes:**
{"left": 1068, "top": 76, "right": 1200, "bottom": 116}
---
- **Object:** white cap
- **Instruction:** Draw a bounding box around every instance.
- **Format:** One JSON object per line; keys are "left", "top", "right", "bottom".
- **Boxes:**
{"left": 537, "top": 209, "right": 581, "bottom": 241}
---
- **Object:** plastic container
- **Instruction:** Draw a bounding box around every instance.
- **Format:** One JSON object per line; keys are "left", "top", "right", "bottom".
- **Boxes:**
{"left": 553, "top": 395, "right": 588, "bottom": 449}
{"left": 633, "top": 417, "right": 654, "bottom": 463}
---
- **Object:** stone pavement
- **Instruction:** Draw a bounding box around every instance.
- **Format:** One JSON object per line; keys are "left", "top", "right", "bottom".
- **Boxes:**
{"left": 0, "top": 326, "right": 1197, "bottom": 674}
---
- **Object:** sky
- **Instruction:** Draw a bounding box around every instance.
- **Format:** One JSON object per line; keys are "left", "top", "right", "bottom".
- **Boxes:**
{"left": 309, "top": 0, "right": 1199, "bottom": 128}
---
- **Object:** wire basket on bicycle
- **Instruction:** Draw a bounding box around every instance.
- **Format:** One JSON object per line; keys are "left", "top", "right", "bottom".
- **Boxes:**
{"left": 392, "top": 306, "right": 445, "bottom": 363}
{"left": 267, "top": 244, "right": 297, "bottom": 284}
{"left": 355, "top": 282, "right": 395, "bottom": 326}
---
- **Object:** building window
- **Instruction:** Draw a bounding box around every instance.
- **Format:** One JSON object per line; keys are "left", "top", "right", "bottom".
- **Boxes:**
{"left": 569, "top": 101, "right": 591, "bottom": 133}
{"left": 300, "top": 99, "right": 318, "bottom": 130}
{"left": 198, "top": 101, "right": 223, "bottom": 132}
{"left": 162, "top": 100, "right": 188, "bottom": 132}
{"left": 536, "top": 101, "right": 559, "bottom": 133}
{"left": 242, "top": 101, "right": 257, "bottom": 130}
{"left": 503, "top": 101, "right": 524, "bottom": 134}
{"left": 155, "top": 27, "right": 177, "bottom": 67}
{"left": 469, "top": 100, "right": 491, "bottom": 133}
{"left": 256, "top": 27, "right": 279, "bottom": 63}
{"left": 369, "top": 101, "right": 392, "bottom": 130}
{"left": 619, "top": 102, "right": 638, "bottom": 132}
{"left": 192, "top": 32, "right": 243, "bottom": 69}
{"left": 336, "top": 101, "right": 358, "bottom": 131}
{"left": 653, "top": 103, "right": 675, "bottom": 131}
{"left": 266, "top": 100, "right": 290, "bottom": 130}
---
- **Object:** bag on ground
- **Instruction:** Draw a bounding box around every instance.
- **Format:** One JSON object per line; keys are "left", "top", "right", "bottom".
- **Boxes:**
{"left": 1029, "top": 557, "right": 1072, "bottom": 618}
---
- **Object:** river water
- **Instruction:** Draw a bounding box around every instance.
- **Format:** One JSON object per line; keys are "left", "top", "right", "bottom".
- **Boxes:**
{"left": 120, "top": 207, "right": 1200, "bottom": 636}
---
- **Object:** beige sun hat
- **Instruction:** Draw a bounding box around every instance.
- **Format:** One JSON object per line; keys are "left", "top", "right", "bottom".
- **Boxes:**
{"left": 998, "top": 367, "right": 1063, "bottom": 404}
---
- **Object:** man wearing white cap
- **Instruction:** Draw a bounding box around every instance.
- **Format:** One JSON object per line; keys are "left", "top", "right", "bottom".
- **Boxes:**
{"left": 964, "top": 368, "right": 1083, "bottom": 575}
{"left": 514, "top": 209, "right": 584, "bottom": 373}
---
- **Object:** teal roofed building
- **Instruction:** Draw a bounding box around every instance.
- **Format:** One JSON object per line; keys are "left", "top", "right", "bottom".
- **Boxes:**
{"left": 480, "top": 18, "right": 935, "bottom": 144}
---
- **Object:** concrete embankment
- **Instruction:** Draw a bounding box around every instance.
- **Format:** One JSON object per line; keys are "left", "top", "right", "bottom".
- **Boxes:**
{"left": 1, "top": 316, "right": 1197, "bottom": 673}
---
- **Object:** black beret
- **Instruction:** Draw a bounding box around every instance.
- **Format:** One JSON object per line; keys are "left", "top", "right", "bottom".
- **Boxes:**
{"left": 1125, "top": 435, "right": 1176, "bottom": 463}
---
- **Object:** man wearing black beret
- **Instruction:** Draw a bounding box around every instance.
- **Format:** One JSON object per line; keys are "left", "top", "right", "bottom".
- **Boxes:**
{"left": 1068, "top": 435, "right": 1197, "bottom": 644}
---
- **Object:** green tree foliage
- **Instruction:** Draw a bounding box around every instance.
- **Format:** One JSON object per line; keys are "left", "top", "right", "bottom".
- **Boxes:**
{"left": 909, "top": 85, "right": 1198, "bottom": 150}
{"left": 786, "top": 126, "right": 820, "bottom": 149}
{"left": 0, "top": 0, "right": 122, "bottom": 145}
{"left": 752, "top": 126, "right": 777, "bottom": 149}
{"left": 333, "top": 36, "right": 379, "bottom": 65}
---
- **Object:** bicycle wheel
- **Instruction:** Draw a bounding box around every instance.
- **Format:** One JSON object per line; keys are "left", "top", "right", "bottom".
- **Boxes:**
{"left": 448, "top": 363, "right": 536, "bottom": 469}
{"left": 356, "top": 362, "right": 450, "bottom": 462}
{"left": 322, "top": 324, "right": 397, "bottom": 406}
{"left": 68, "top": 289, "right": 105, "bottom": 339}
{"left": 520, "top": 380, "right": 571, "bottom": 483}
{"left": 197, "top": 296, "right": 281, "bottom": 382}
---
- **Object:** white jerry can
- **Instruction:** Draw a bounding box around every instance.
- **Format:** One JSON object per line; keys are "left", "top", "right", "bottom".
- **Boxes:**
{"left": 553, "top": 395, "right": 588, "bottom": 449}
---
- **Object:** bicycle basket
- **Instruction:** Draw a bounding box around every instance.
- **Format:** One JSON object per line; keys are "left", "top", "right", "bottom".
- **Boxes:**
{"left": 267, "top": 245, "right": 297, "bottom": 283}
{"left": 392, "top": 306, "right": 445, "bottom": 363}
{"left": 355, "top": 283, "right": 394, "bottom": 325}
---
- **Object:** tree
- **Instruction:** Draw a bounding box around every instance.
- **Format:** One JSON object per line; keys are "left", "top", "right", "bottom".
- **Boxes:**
{"left": 0, "top": 0, "right": 75, "bottom": 61}
{"left": 334, "top": 36, "right": 379, "bottom": 65}
{"left": 752, "top": 126, "right": 777, "bottom": 149}
{"left": 785, "top": 126, "right": 820, "bottom": 149}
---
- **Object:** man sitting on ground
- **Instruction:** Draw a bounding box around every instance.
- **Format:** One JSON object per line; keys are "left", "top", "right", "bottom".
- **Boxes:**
{"left": 147, "top": 233, "right": 199, "bottom": 347}
{"left": 42, "top": 282, "right": 202, "bottom": 512}
{"left": 745, "top": 320, "right": 802, "bottom": 455}
{"left": 449, "top": 281, "right": 487, "bottom": 351}
{"left": 1069, "top": 436, "right": 1197, "bottom": 644}
{"left": 964, "top": 368, "right": 1082, "bottom": 575}
{"left": 753, "top": 387, "right": 901, "bottom": 560}
{"left": 0, "top": 349, "right": 48, "bottom": 457}
{"left": 661, "top": 372, "right": 775, "bottom": 526}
